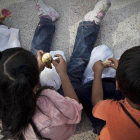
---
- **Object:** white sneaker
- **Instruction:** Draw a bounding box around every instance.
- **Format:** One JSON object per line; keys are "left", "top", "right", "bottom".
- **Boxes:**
{"left": 35, "top": 0, "right": 59, "bottom": 21}
{"left": 84, "top": 0, "right": 111, "bottom": 25}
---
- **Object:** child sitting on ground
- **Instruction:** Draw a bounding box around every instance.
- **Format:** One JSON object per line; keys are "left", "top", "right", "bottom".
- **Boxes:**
{"left": 92, "top": 46, "right": 140, "bottom": 140}
{"left": 0, "top": 48, "right": 82, "bottom": 140}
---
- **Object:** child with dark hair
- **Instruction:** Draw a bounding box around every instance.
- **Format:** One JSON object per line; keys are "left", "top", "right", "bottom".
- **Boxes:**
{"left": 0, "top": 0, "right": 111, "bottom": 139}
{"left": 91, "top": 46, "right": 140, "bottom": 140}
{"left": 0, "top": 48, "right": 82, "bottom": 140}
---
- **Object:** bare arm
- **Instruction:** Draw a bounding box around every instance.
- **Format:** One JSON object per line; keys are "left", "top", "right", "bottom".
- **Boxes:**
{"left": 92, "top": 61, "right": 104, "bottom": 106}
{"left": 59, "top": 73, "right": 79, "bottom": 102}
{"left": 92, "top": 58, "right": 118, "bottom": 106}
{"left": 52, "top": 55, "right": 79, "bottom": 103}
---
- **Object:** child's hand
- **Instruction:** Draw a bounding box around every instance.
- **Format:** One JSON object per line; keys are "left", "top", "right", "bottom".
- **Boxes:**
{"left": 108, "top": 58, "right": 119, "bottom": 70}
{"left": 37, "top": 50, "right": 46, "bottom": 73}
{"left": 52, "top": 54, "right": 67, "bottom": 76}
{"left": 92, "top": 60, "right": 104, "bottom": 75}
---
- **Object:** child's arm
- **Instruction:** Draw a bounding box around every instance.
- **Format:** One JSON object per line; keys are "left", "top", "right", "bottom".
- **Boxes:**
{"left": 92, "top": 58, "right": 119, "bottom": 106}
{"left": 59, "top": 74, "right": 80, "bottom": 103}
{"left": 92, "top": 61, "right": 104, "bottom": 106}
{"left": 52, "top": 54, "right": 79, "bottom": 103}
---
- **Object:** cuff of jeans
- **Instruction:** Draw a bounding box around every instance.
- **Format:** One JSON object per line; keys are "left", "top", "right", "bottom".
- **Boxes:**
{"left": 79, "top": 21, "right": 100, "bottom": 29}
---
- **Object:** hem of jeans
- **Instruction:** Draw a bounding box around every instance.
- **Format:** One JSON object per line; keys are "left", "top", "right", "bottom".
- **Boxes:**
{"left": 79, "top": 21, "right": 100, "bottom": 29}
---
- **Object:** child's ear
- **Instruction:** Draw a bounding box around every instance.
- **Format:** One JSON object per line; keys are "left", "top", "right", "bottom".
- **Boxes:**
{"left": 116, "top": 80, "right": 120, "bottom": 90}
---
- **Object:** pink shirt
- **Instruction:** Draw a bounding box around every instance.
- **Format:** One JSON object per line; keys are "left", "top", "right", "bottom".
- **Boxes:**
{"left": 24, "top": 89, "right": 83, "bottom": 140}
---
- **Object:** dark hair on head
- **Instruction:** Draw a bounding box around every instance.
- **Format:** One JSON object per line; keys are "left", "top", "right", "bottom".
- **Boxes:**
{"left": 116, "top": 46, "right": 140, "bottom": 105}
{"left": 0, "top": 48, "right": 50, "bottom": 140}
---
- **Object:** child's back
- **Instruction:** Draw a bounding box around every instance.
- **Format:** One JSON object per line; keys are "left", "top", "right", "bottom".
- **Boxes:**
{"left": 0, "top": 48, "right": 82, "bottom": 140}
{"left": 93, "top": 99, "right": 140, "bottom": 140}
{"left": 25, "top": 89, "right": 82, "bottom": 140}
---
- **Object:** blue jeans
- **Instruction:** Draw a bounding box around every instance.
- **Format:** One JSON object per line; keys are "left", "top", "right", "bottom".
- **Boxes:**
{"left": 31, "top": 18, "right": 55, "bottom": 56}
{"left": 31, "top": 18, "right": 124, "bottom": 135}
{"left": 57, "top": 21, "right": 100, "bottom": 95}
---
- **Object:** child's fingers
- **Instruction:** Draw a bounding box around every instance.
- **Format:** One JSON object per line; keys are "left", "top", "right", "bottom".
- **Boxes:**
{"left": 53, "top": 58, "right": 60, "bottom": 63}
{"left": 38, "top": 50, "right": 45, "bottom": 55}
{"left": 95, "top": 60, "right": 103, "bottom": 66}
{"left": 39, "top": 50, "right": 45, "bottom": 54}
{"left": 54, "top": 54, "right": 62, "bottom": 58}
{"left": 52, "top": 60, "right": 58, "bottom": 66}
{"left": 108, "top": 58, "right": 118, "bottom": 68}
{"left": 37, "top": 50, "right": 45, "bottom": 60}
{"left": 54, "top": 54, "right": 64, "bottom": 62}
{"left": 110, "top": 64, "right": 116, "bottom": 69}
{"left": 108, "top": 58, "right": 116, "bottom": 63}
{"left": 104, "top": 63, "right": 111, "bottom": 68}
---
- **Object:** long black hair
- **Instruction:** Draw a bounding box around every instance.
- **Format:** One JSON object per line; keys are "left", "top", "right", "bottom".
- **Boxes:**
{"left": 0, "top": 48, "right": 50, "bottom": 140}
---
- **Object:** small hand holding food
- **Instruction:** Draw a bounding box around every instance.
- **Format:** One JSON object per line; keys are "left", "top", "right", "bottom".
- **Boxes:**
{"left": 101, "top": 58, "right": 118, "bottom": 69}
{"left": 108, "top": 58, "right": 119, "bottom": 70}
{"left": 102, "top": 60, "right": 112, "bottom": 67}
{"left": 52, "top": 54, "right": 67, "bottom": 76}
{"left": 93, "top": 60, "right": 104, "bottom": 75}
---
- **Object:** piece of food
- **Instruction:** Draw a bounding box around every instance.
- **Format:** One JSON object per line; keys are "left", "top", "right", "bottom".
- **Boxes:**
{"left": 103, "top": 60, "right": 112, "bottom": 66}
{"left": 42, "top": 53, "right": 52, "bottom": 69}
{"left": 0, "top": 9, "right": 11, "bottom": 18}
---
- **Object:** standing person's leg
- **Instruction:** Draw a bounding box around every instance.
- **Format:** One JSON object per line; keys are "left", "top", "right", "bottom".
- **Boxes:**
{"left": 31, "top": 0, "right": 59, "bottom": 56}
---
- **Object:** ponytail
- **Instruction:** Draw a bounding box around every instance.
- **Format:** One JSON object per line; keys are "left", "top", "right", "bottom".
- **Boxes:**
{"left": 0, "top": 49, "right": 51, "bottom": 140}
{"left": 0, "top": 70, "right": 35, "bottom": 139}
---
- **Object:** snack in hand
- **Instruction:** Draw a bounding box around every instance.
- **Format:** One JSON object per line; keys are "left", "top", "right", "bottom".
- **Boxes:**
{"left": 103, "top": 60, "right": 112, "bottom": 67}
{"left": 42, "top": 53, "right": 52, "bottom": 69}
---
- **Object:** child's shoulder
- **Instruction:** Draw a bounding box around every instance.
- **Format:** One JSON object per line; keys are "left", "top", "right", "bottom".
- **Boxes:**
{"left": 37, "top": 88, "right": 82, "bottom": 108}
{"left": 37, "top": 88, "right": 66, "bottom": 103}
{"left": 40, "top": 88, "right": 59, "bottom": 96}
{"left": 92, "top": 99, "right": 125, "bottom": 120}
{"left": 95, "top": 99, "right": 124, "bottom": 108}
